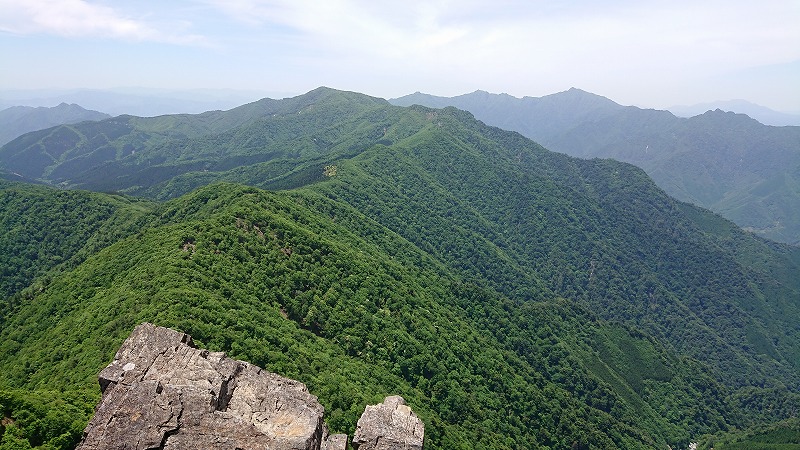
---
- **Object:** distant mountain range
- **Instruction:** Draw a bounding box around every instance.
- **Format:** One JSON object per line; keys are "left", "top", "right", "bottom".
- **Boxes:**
{"left": 669, "top": 99, "right": 800, "bottom": 127}
{"left": 391, "top": 89, "right": 800, "bottom": 244}
{"left": 0, "top": 103, "right": 109, "bottom": 146}
{"left": 2, "top": 87, "right": 799, "bottom": 449}
{"left": 0, "top": 87, "right": 288, "bottom": 118}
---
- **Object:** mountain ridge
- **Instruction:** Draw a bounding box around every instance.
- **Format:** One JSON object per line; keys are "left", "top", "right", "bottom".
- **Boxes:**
{"left": 669, "top": 99, "right": 800, "bottom": 126}
{"left": 1, "top": 87, "right": 799, "bottom": 449}
{"left": 390, "top": 88, "right": 800, "bottom": 244}
{"left": 0, "top": 103, "right": 110, "bottom": 146}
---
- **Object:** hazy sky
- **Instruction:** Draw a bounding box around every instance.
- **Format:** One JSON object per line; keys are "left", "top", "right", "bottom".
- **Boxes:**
{"left": 1, "top": 0, "right": 799, "bottom": 111}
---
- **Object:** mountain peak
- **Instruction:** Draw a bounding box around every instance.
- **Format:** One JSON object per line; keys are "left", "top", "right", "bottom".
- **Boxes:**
{"left": 668, "top": 99, "right": 800, "bottom": 126}
{"left": 693, "top": 107, "right": 762, "bottom": 126}
{"left": 566, "top": 86, "right": 587, "bottom": 93}
{"left": 290, "top": 86, "right": 389, "bottom": 108}
{"left": 549, "top": 87, "right": 616, "bottom": 103}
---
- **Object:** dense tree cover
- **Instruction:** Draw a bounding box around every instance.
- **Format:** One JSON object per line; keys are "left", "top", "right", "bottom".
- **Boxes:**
{"left": 0, "top": 88, "right": 391, "bottom": 194}
{"left": 309, "top": 105, "right": 800, "bottom": 387}
{"left": 0, "top": 389, "right": 93, "bottom": 450}
{"left": 391, "top": 89, "right": 800, "bottom": 244}
{"left": 697, "top": 418, "right": 800, "bottom": 449}
{"left": 1, "top": 88, "right": 799, "bottom": 449}
{"left": 2, "top": 184, "right": 671, "bottom": 449}
{"left": 0, "top": 181, "right": 153, "bottom": 299}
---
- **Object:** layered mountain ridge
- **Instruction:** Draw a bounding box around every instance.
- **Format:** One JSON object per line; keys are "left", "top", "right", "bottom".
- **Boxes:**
{"left": 391, "top": 89, "right": 800, "bottom": 244}
{"left": 1, "top": 87, "right": 799, "bottom": 449}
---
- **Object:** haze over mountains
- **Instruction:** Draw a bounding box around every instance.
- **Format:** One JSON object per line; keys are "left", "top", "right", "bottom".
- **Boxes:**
{"left": 391, "top": 89, "right": 800, "bottom": 244}
{"left": 668, "top": 99, "right": 800, "bottom": 127}
{"left": 0, "top": 87, "right": 282, "bottom": 118}
{"left": 0, "top": 103, "right": 110, "bottom": 146}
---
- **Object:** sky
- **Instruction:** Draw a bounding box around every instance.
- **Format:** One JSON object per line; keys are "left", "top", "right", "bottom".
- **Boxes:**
{"left": 1, "top": 0, "right": 799, "bottom": 112}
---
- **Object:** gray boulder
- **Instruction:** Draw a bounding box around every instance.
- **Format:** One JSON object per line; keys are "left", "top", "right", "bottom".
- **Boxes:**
{"left": 352, "top": 396, "right": 424, "bottom": 450}
{"left": 321, "top": 433, "right": 348, "bottom": 450}
{"left": 77, "top": 323, "right": 329, "bottom": 450}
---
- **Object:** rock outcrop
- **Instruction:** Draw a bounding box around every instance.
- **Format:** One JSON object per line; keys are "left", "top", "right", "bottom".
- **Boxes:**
{"left": 352, "top": 396, "right": 424, "bottom": 450}
{"left": 77, "top": 323, "right": 423, "bottom": 450}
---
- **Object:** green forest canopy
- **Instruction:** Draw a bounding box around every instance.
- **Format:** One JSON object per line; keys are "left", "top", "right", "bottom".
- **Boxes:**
{"left": 1, "top": 88, "right": 799, "bottom": 449}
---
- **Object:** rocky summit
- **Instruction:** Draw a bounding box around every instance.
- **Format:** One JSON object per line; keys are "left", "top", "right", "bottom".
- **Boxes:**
{"left": 76, "top": 323, "right": 424, "bottom": 450}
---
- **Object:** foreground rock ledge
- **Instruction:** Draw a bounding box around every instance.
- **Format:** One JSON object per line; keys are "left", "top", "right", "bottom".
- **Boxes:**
{"left": 77, "top": 323, "right": 424, "bottom": 450}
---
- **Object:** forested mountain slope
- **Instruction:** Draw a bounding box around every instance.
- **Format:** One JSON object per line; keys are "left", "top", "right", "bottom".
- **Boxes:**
{"left": 0, "top": 181, "right": 153, "bottom": 298}
{"left": 391, "top": 89, "right": 800, "bottom": 244}
{"left": 1, "top": 182, "right": 682, "bottom": 449}
{"left": 0, "top": 88, "right": 388, "bottom": 194}
{"left": 2, "top": 88, "right": 799, "bottom": 449}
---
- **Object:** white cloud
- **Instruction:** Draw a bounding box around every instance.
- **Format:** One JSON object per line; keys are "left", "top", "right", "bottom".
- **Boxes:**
{"left": 202, "top": 0, "right": 474, "bottom": 59}
{"left": 0, "top": 0, "right": 206, "bottom": 45}
{"left": 1, "top": 0, "right": 797, "bottom": 109}
{"left": 200, "top": 0, "right": 799, "bottom": 75}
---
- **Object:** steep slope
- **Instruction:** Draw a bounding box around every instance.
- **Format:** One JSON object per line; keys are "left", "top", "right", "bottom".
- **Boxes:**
{"left": 2, "top": 89, "right": 800, "bottom": 449}
{"left": 2, "top": 183, "right": 675, "bottom": 449}
{"left": 0, "top": 103, "right": 110, "bottom": 146}
{"left": 391, "top": 90, "right": 800, "bottom": 244}
{"left": 308, "top": 103, "right": 800, "bottom": 387}
{"left": 0, "top": 180, "right": 153, "bottom": 299}
{"left": 547, "top": 108, "right": 800, "bottom": 243}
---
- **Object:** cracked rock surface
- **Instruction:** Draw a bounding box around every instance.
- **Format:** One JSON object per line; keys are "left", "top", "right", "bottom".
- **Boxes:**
{"left": 352, "top": 396, "right": 424, "bottom": 450}
{"left": 77, "top": 323, "right": 329, "bottom": 450}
